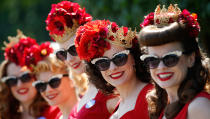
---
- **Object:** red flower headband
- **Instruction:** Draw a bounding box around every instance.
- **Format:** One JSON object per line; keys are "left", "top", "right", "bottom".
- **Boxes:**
{"left": 22, "top": 42, "right": 53, "bottom": 71}
{"left": 46, "top": 1, "right": 92, "bottom": 43}
{"left": 140, "top": 4, "right": 200, "bottom": 38}
{"left": 3, "top": 30, "right": 38, "bottom": 66}
{"left": 75, "top": 20, "right": 137, "bottom": 62}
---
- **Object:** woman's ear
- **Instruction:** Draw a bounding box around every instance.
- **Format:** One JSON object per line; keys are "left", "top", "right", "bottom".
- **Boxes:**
{"left": 187, "top": 52, "right": 195, "bottom": 68}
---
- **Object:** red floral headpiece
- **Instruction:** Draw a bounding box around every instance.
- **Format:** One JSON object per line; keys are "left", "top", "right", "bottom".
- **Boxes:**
{"left": 140, "top": 4, "right": 200, "bottom": 37}
{"left": 3, "top": 30, "right": 38, "bottom": 66}
{"left": 22, "top": 42, "right": 53, "bottom": 71}
{"left": 46, "top": 1, "right": 92, "bottom": 43}
{"left": 75, "top": 20, "right": 137, "bottom": 62}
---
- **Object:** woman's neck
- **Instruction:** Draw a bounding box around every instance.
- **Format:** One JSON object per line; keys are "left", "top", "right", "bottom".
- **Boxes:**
{"left": 116, "top": 75, "right": 142, "bottom": 101}
{"left": 20, "top": 100, "right": 34, "bottom": 119}
{"left": 58, "top": 90, "right": 78, "bottom": 119}
{"left": 21, "top": 99, "right": 34, "bottom": 113}
{"left": 165, "top": 85, "right": 180, "bottom": 103}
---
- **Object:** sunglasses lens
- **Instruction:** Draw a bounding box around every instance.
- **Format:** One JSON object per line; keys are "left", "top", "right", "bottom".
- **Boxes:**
{"left": 6, "top": 78, "right": 17, "bottom": 87}
{"left": 95, "top": 59, "right": 110, "bottom": 71}
{"left": 67, "top": 45, "right": 77, "bottom": 56}
{"left": 35, "top": 83, "right": 47, "bottom": 92}
{"left": 163, "top": 54, "right": 179, "bottom": 67}
{"left": 20, "top": 73, "right": 31, "bottom": 83}
{"left": 49, "top": 78, "right": 61, "bottom": 89}
{"left": 56, "top": 50, "right": 67, "bottom": 61}
{"left": 113, "top": 53, "right": 128, "bottom": 67}
{"left": 145, "top": 57, "right": 160, "bottom": 69}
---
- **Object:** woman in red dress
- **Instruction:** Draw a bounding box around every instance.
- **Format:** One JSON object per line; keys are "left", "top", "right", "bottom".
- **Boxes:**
{"left": 75, "top": 20, "right": 153, "bottom": 119}
{"left": 20, "top": 41, "right": 77, "bottom": 119}
{"left": 0, "top": 30, "right": 58, "bottom": 119}
{"left": 45, "top": 1, "right": 119, "bottom": 119}
{"left": 139, "top": 4, "right": 210, "bottom": 119}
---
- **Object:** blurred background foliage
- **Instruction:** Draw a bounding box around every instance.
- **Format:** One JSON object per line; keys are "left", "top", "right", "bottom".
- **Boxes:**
{"left": 0, "top": 0, "right": 210, "bottom": 62}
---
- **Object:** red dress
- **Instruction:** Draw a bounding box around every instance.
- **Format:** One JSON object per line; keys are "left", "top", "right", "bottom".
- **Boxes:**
{"left": 114, "top": 84, "right": 153, "bottom": 119}
{"left": 76, "top": 91, "right": 116, "bottom": 119}
{"left": 159, "top": 92, "right": 210, "bottom": 119}
{"left": 41, "top": 106, "right": 61, "bottom": 119}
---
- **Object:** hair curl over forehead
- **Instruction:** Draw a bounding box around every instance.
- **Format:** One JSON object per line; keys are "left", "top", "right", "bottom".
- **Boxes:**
{"left": 33, "top": 55, "right": 68, "bottom": 75}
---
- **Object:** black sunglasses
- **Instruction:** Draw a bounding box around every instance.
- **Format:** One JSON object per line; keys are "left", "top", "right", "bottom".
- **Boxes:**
{"left": 140, "top": 51, "right": 187, "bottom": 69}
{"left": 1, "top": 72, "right": 32, "bottom": 87}
{"left": 91, "top": 50, "right": 130, "bottom": 71}
{"left": 32, "top": 74, "right": 69, "bottom": 92}
{"left": 56, "top": 45, "right": 77, "bottom": 61}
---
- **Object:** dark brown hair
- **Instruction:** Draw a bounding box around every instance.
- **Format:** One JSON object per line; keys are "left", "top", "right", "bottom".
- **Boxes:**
{"left": 0, "top": 60, "right": 49, "bottom": 119}
{"left": 138, "top": 22, "right": 210, "bottom": 119}
{"left": 85, "top": 40, "right": 151, "bottom": 94}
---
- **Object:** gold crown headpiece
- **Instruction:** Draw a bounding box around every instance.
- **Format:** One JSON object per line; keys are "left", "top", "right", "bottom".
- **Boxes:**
{"left": 154, "top": 4, "right": 181, "bottom": 27}
{"left": 50, "top": 20, "right": 79, "bottom": 43}
{"left": 2, "top": 29, "right": 26, "bottom": 50}
{"left": 106, "top": 25, "right": 136, "bottom": 48}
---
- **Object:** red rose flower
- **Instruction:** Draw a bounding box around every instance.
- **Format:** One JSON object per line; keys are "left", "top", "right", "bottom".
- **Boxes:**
{"left": 4, "top": 37, "right": 38, "bottom": 66}
{"left": 140, "top": 12, "right": 154, "bottom": 28}
{"left": 46, "top": 1, "right": 92, "bottom": 38}
{"left": 123, "top": 27, "right": 128, "bottom": 36}
{"left": 22, "top": 45, "right": 41, "bottom": 68}
{"left": 39, "top": 42, "right": 53, "bottom": 57}
{"left": 75, "top": 20, "right": 111, "bottom": 61}
{"left": 46, "top": 15, "right": 67, "bottom": 36}
{"left": 111, "top": 22, "right": 119, "bottom": 33}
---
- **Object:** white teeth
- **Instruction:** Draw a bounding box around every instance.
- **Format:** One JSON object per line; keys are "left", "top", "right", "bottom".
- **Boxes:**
{"left": 111, "top": 73, "right": 122, "bottom": 78}
{"left": 18, "top": 89, "right": 27, "bottom": 93}
{"left": 72, "top": 63, "right": 80, "bottom": 68}
{"left": 47, "top": 94, "right": 56, "bottom": 99}
{"left": 73, "top": 63, "right": 78, "bottom": 68}
{"left": 159, "top": 74, "right": 172, "bottom": 78}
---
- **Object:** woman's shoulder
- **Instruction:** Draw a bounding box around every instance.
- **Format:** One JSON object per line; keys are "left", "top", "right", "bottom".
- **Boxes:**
{"left": 187, "top": 92, "right": 210, "bottom": 119}
{"left": 137, "top": 83, "right": 153, "bottom": 99}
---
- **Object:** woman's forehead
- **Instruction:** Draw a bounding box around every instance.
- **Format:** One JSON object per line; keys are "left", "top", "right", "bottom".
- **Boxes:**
{"left": 7, "top": 63, "right": 22, "bottom": 76}
{"left": 103, "top": 44, "right": 125, "bottom": 57}
{"left": 148, "top": 42, "right": 183, "bottom": 55}
{"left": 37, "top": 71, "right": 54, "bottom": 81}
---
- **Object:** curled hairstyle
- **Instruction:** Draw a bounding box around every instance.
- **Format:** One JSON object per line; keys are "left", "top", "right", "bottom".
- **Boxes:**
{"left": 69, "top": 70, "right": 88, "bottom": 96}
{"left": 138, "top": 22, "right": 210, "bottom": 119}
{"left": 0, "top": 60, "right": 49, "bottom": 119}
{"left": 85, "top": 40, "right": 151, "bottom": 94}
{"left": 33, "top": 54, "right": 68, "bottom": 75}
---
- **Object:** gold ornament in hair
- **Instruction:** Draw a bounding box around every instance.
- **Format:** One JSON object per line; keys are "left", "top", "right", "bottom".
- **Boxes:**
{"left": 154, "top": 4, "right": 181, "bottom": 27}
{"left": 50, "top": 19, "right": 79, "bottom": 43}
{"left": 107, "top": 25, "right": 136, "bottom": 48}
{"left": 2, "top": 29, "right": 26, "bottom": 50}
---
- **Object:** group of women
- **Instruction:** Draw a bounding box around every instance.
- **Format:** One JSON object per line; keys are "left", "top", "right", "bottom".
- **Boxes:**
{"left": 0, "top": 1, "right": 209, "bottom": 119}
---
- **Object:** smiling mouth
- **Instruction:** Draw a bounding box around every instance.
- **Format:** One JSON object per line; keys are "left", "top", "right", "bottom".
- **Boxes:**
{"left": 17, "top": 88, "right": 29, "bottom": 95}
{"left": 157, "top": 72, "right": 174, "bottom": 81}
{"left": 71, "top": 62, "right": 81, "bottom": 69}
{"left": 110, "top": 71, "right": 124, "bottom": 79}
{"left": 46, "top": 93, "right": 58, "bottom": 100}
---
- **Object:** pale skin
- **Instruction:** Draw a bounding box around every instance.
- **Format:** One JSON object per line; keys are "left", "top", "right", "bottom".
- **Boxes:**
{"left": 58, "top": 35, "right": 119, "bottom": 114}
{"left": 37, "top": 71, "right": 78, "bottom": 119}
{"left": 7, "top": 63, "right": 37, "bottom": 119}
{"left": 99, "top": 44, "right": 148, "bottom": 118}
{"left": 148, "top": 41, "right": 210, "bottom": 119}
